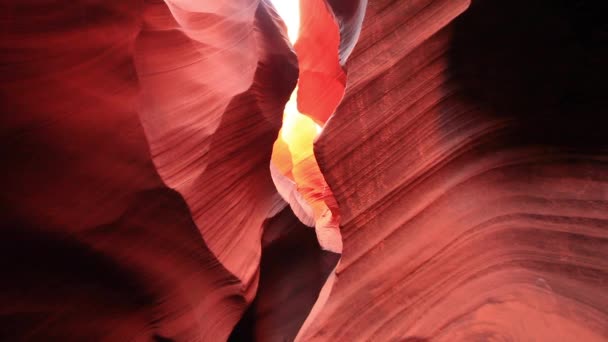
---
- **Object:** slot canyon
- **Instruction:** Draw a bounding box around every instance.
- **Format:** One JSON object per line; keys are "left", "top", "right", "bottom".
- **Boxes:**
{"left": 1, "top": 0, "right": 607, "bottom": 341}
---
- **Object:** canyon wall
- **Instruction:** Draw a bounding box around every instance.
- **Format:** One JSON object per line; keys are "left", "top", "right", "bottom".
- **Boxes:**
{"left": 0, "top": 0, "right": 296, "bottom": 340}
{"left": 302, "top": 0, "right": 608, "bottom": 340}
{"left": 1, "top": 0, "right": 607, "bottom": 340}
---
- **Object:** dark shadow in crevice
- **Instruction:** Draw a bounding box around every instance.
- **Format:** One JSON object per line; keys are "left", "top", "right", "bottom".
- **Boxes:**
{"left": 447, "top": 0, "right": 608, "bottom": 149}
{"left": 229, "top": 207, "right": 340, "bottom": 342}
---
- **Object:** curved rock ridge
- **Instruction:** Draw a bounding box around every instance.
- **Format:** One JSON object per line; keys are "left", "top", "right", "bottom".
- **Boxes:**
{"left": 135, "top": 0, "right": 298, "bottom": 284}
{"left": 3, "top": 0, "right": 607, "bottom": 340}
{"left": 325, "top": 0, "right": 368, "bottom": 64}
{"left": 271, "top": 115, "right": 343, "bottom": 253}
{"left": 301, "top": 0, "right": 608, "bottom": 340}
{"left": 0, "top": 0, "right": 296, "bottom": 340}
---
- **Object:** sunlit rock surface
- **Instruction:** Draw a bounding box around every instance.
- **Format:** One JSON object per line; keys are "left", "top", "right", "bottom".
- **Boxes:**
{"left": 1, "top": 0, "right": 607, "bottom": 340}
{"left": 269, "top": 0, "right": 344, "bottom": 254}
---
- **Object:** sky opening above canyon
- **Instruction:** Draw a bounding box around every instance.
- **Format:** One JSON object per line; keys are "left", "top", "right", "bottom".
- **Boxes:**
{"left": 269, "top": 0, "right": 301, "bottom": 44}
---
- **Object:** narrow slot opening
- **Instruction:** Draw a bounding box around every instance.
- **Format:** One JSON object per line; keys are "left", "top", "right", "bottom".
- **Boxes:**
{"left": 268, "top": 0, "right": 342, "bottom": 253}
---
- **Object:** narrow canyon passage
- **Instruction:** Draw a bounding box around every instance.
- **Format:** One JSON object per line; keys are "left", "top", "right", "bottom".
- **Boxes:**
{"left": 1, "top": 0, "right": 607, "bottom": 341}
{"left": 268, "top": 0, "right": 345, "bottom": 254}
{"left": 229, "top": 1, "right": 348, "bottom": 339}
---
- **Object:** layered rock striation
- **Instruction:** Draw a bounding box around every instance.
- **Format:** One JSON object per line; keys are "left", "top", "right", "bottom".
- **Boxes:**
{"left": 1, "top": 0, "right": 607, "bottom": 340}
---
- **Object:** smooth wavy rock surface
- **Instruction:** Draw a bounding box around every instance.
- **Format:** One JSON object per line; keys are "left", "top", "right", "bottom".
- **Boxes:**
{"left": 295, "top": 0, "right": 345, "bottom": 125}
{"left": 302, "top": 0, "right": 608, "bottom": 340}
{"left": 2, "top": 0, "right": 607, "bottom": 340}
{"left": 135, "top": 0, "right": 298, "bottom": 284}
{"left": 0, "top": 0, "right": 296, "bottom": 340}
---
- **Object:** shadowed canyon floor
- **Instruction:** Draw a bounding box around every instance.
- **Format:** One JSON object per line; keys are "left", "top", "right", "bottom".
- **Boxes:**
{"left": 1, "top": 0, "right": 607, "bottom": 341}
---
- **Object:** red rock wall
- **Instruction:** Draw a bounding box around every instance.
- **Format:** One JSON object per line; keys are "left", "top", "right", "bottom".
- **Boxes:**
{"left": 1, "top": 0, "right": 607, "bottom": 340}
{"left": 302, "top": 0, "right": 608, "bottom": 340}
{"left": 135, "top": 0, "right": 298, "bottom": 285}
{"left": 0, "top": 0, "right": 296, "bottom": 340}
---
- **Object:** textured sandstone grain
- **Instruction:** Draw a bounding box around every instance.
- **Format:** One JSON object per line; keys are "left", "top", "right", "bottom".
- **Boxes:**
{"left": 300, "top": 0, "right": 608, "bottom": 340}
{"left": 1, "top": 0, "right": 607, "bottom": 340}
{"left": 0, "top": 0, "right": 296, "bottom": 339}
